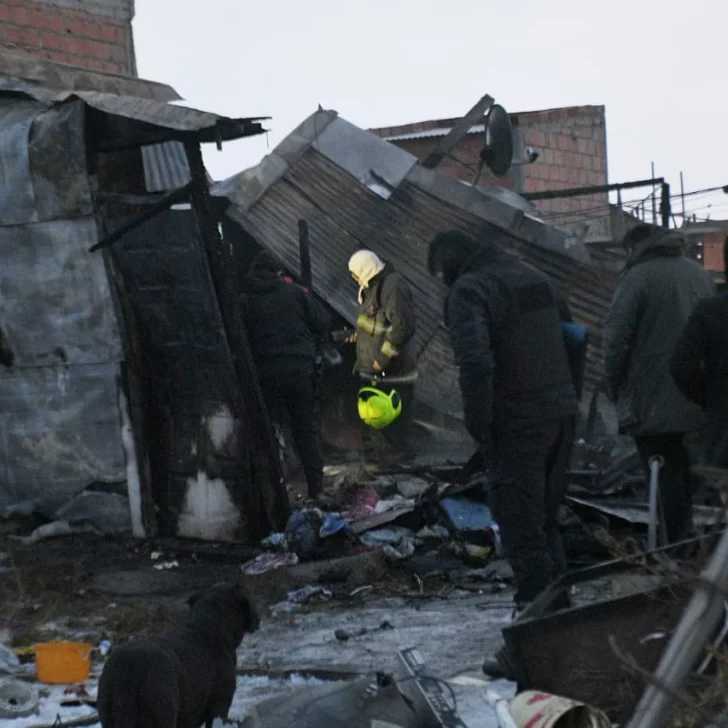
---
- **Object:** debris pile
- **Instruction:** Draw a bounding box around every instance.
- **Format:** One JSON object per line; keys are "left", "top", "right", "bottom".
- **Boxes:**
{"left": 246, "top": 469, "right": 502, "bottom": 578}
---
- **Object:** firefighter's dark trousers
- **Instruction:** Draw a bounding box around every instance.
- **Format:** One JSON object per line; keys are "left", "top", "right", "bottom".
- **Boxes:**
{"left": 489, "top": 416, "right": 575, "bottom": 605}
{"left": 261, "top": 370, "right": 324, "bottom": 498}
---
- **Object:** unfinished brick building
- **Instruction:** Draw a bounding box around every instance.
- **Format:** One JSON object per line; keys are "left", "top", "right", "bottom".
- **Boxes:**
{"left": 0, "top": 0, "right": 135, "bottom": 75}
{"left": 370, "top": 105, "right": 609, "bottom": 226}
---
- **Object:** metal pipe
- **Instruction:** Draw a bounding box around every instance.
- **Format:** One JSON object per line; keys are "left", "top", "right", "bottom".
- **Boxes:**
{"left": 485, "top": 688, "right": 518, "bottom": 728}
{"left": 627, "top": 526, "right": 728, "bottom": 727}
{"left": 647, "top": 456, "right": 664, "bottom": 551}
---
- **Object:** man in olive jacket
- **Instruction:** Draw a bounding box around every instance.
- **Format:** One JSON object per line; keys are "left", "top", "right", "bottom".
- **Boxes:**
{"left": 604, "top": 224, "right": 715, "bottom": 542}
{"left": 348, "top": 250, "right": 417, "bottom": 459}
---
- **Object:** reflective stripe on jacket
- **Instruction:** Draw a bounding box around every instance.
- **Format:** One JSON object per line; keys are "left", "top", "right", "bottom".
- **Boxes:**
{"left": 355, "top": 263, "right": 416, "bottom": 376}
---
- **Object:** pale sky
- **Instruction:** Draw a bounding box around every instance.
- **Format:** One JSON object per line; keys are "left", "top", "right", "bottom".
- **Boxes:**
{"left": 134, "top": 0, "right": 728, "bottom": 222}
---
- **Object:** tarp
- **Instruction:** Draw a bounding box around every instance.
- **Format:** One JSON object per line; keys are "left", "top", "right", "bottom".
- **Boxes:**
{"left": 0, "top": 99, "right": 124, "bottom": 509}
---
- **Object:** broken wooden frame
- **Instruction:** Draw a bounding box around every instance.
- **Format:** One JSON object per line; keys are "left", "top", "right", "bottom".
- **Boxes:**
{"left": 87, "top": 117, "right": 288, "bottom": 540}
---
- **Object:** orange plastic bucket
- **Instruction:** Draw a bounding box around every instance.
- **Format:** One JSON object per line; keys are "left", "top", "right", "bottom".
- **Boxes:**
{"left": 33, "top": 642, "right": 93, "bottom": 684}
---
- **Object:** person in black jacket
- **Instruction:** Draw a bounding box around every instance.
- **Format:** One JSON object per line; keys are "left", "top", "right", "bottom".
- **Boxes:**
{"left": 242, "top": 251, "right": 331, "bottom": 499}
{"left": 428, "top": 230, "right": 578, "bottom": 676}
{"left": 670, "top": 292, "right": 728, "bottom": 469}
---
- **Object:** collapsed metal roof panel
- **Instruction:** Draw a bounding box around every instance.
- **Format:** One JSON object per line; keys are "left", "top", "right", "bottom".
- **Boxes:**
{"left": 218, "top": 109, "right": 617, "bottom": 416}
{"left": 0, "top": 77, "right": 267, "bottom": 141}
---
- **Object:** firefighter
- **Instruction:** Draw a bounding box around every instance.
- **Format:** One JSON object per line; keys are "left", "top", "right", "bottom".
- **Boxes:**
{"left": 427, "top": 229, "right": 577, "bottom": 679}
{"left": 347, "top": 250, "right": 417, "bottom": 461}
{"left": 242, "top": 251, "right": 331, "bottom": 500}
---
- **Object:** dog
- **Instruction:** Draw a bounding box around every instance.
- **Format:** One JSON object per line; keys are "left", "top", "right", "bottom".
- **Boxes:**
{"left": 97, "top": 582, "right": 259, "bottom": 728}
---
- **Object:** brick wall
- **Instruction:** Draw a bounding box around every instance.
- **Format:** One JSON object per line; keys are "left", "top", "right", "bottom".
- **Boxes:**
{"left": 371, "top": 105, "right": 608, "bottom": 227}
{"left": 0, "top": 0, "right": 134, "bottom": 75}
{"left": 703, "top": 231, "right": 726, "bottom": 272}
{"left": 518, "top": 107, "right": 607, "bottom": 224}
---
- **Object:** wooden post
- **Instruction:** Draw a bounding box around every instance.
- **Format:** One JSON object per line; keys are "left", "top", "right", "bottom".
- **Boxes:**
{"left": 184, "top": 140, "right": 289, "bottom": 538}
{"left": 298, "top": 219, "right": 312, "bottom": 291}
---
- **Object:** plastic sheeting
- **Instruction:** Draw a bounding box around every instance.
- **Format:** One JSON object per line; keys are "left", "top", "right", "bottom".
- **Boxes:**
{"left": 0, "top": 98, "right": 92, "bottom": 226}
{"left": 0, "top": 98, "right": 125, "bottom": 509}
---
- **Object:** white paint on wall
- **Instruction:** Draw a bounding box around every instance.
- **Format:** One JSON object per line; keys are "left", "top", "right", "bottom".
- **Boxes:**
{"left": 118, "top": 389, "right": 144, "bottom": 538}
{"left": 204, "top": 405, "right": 235, "bottom": 452}
{"left": 177, "top": 470, "right": 240, "bottom": 541}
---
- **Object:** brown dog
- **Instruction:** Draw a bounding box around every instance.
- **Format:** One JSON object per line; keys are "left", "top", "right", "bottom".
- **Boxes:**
{"left": 97, "top": 582, "right": 259, "bottom": 728}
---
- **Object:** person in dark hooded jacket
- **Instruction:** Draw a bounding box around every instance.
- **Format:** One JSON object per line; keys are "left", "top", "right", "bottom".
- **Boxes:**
{"left": 242, "top": 251, "right": 331, "bottom": 499}
{"left": 428, "top": 229, "right": 577, "bottom": 677}
{"left": 670, "top": 291, "right": 728, "bottom": 469}
{"left": 604, "top": 224, "right": 715, "bottom": 543}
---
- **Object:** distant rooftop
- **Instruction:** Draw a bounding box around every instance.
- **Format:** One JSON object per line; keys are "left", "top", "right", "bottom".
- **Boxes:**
{"left": 369, "top": 105, "right": 605, "bottom": 142}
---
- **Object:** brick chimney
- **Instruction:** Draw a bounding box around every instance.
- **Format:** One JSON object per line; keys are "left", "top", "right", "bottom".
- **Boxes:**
{"left": 0, "top": 0, "right": 136, "bottom": 76}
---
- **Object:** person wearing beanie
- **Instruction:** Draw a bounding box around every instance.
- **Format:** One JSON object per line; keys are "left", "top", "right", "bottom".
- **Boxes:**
{"left": 242, "top": 250, "right": 331, "bottom": 500}
{"left": 347, "top": 249, "right": 417, "bottom": 461}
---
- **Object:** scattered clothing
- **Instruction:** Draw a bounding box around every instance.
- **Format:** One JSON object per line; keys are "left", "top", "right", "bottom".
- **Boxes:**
{"left": 671, "top": 292, "right": 728, "bottom": 469}
{"left": 604, "top": 226, "right": 715, "bottom": 542}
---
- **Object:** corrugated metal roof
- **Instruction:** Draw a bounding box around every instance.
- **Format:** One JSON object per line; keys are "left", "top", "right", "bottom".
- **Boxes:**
{"left": 219, "top": 110, "right": 617, "bottom": 417}
{"left": 383, "top": 123, "right": 485, "bottom": 142}
{"left": 141, "top": 141, "right": 191, "bottom": 192}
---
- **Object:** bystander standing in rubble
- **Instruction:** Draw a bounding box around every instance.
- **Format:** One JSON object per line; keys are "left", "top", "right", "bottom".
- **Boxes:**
{"left": 241, "top": 251, "right": 331, "bottom": 501}
{"left": 670, "top": 287, "right": 728, "bottom": 470}
{"left": 347, "top": 250, "right": 417, "bottom": 463}
{"left": 427, "top": 229, "right": 577, "bottom": 679}
{"left": 604, "top": 224, "right": 715, "bottom": 543}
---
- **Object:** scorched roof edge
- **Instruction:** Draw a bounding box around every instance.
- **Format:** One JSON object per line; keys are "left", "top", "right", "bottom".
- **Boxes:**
{"left": 0, "top": 77, "right": 269, "bottom": 142}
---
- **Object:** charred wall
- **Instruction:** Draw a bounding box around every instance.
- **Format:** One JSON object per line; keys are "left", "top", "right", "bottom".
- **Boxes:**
{"left": 107, "top": 209, "right": 283, "bottom": 542}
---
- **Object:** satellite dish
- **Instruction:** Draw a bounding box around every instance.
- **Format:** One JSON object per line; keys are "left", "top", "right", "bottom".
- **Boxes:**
{"left": 478, "top": 104, "right": 514, "bottom": 178}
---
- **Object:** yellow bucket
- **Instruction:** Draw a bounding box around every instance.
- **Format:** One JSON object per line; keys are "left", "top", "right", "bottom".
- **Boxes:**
{"left": 33, "top": 642, "right": 93, "bottom": 684}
